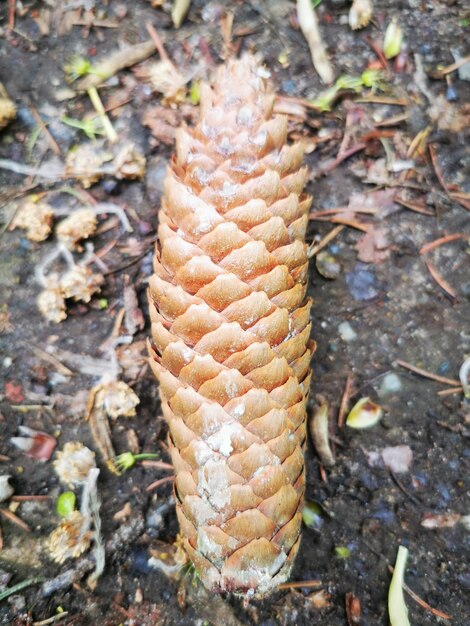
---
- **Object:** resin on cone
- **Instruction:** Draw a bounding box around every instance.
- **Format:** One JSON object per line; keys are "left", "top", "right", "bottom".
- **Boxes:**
{"left": 148, "top": 56, "right": 315, "bottom": 595}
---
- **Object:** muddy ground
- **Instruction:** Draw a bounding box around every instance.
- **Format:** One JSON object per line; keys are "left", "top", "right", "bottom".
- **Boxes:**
{"left": 0, "top": 1, "right": 469, "bottom": 624}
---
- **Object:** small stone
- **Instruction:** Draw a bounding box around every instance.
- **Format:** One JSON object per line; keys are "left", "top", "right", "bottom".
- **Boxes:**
{"left": 0, "top": 475, "right": 14, "bottom": 503}
{"left": 338, "top": 321, "right": 357, "bottom": 342}
{"left": 379, "top": 373, "right": 402, "bottom": 395}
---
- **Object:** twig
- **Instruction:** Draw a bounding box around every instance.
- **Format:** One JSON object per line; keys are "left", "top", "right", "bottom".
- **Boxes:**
{"left": 12, "top": 495, "right": 51, "bottom": 502}
{"left": 356, "top": 96, "right": 408, "bottom": 106}
{"left": 438, "top": 54, "right": 470, "bottom": 77}
{"left": 75, "top": 40, "right": 157, "bottom": 91}
{"left": 420, "top": 233, "right": 468, "bottom": 255}
{"left": 395, "top": 196, "right": 434, "bottom": 216}
{"left": 145, "top": 475, "right": 175, "bottom": 492}
{"left": 30, "top": 343, "right": 74, "bottom": 376}
{"left": 362, "top": 35, "right": 388, "bottom": 70}
{"left": 317, "top": 143, "right": 367, "bottom": 175}
{"left": 308, "top": 225, "right": 344, "bottom": 257}
{"left": 29, "top": 106, "right": 62, "bottom": 156}
{"left": 387, "top": 565, "right": 452, "bottom": 620}
{"left": 140, "top": 460, "right": 174, "bottom": 471}
{"left": 338, "top": 375, "right": 354, "bottom": 428}
{"left": 0, "top": 508, "right": 31, "bottom": 531}
{"left": 8, "top": 0, "right": 15, "bottom": 31}
{"left": 146, "top": 23, "right": 172, "bottom": 65}
{"left": 428, "top": 143, "right": 451, "bottom": 195}
{"left": 424, "top": 259, "right": 457, "bottom": 302}
{"left": 395, "top": 359, "right": 460, "bottom": 387}
{"left": 316, "top": 216, "right": 369, "bottom": 233}
{"left": 297, "top": 0, "right": 334, "bottom": 84}
{"left": 389, "top": 470, "right": 422, "bottom": 506}
{"left": 278, "top": 579, "right": 323, "bottom": 590}
{"left": 33, "top": 612, "right": 69, "bottom": 626}
{"left": 309, "top": 207, "right": 377, "bottom": 218}
{"left": 437, "top": 387, "right": 463, "bottom": 397}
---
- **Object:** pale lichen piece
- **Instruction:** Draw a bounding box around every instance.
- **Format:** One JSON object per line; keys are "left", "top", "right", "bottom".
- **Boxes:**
{"left": 0, "top": 82, "right": 16, "bottom": 129}
{"left": 47, "top": 510, "right": 93, "bottom": 563}
{"left": 60, "top": 265, "right": 103, "bottom": 303}
{"left": 349, "top": 0, "right": 373, "bottom": 30}
{"left": 113, "top": 143, "right": 146, "bottom": 180}
{"left": 94, "top": 380, "right": 140, "bottom": 419}
{"left": 56, "top": 208, "right": 98, "bottom": 250}
{"left": 65, "top": 145, "right": 106, "bottom": 188}
{"left": 12, "top": 198, "right": 54, "bottom": 242}
{"left": 37, "top": 283, "right": 67, "bottom": 324}
{"left": 54, "top": 441, "right": 96, "bottom": 487}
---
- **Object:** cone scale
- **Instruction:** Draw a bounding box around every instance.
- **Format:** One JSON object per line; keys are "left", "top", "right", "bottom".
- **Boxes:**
{"left": 148, "top": 56, "right": 314, "bottom": 595}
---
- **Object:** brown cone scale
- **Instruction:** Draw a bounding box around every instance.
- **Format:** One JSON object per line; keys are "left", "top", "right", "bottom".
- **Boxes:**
{"left": 148, "top": 56, "right": 315, "bottom": 595}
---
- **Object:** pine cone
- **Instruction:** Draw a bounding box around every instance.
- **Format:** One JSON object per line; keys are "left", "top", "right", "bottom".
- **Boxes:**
{"left": 148, "top": 56, "right": 314, "bottom": 595}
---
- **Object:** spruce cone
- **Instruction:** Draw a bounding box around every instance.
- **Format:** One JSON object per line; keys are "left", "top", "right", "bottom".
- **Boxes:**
{"left": 148, "top": 56, "right": 314, "bottom": 595}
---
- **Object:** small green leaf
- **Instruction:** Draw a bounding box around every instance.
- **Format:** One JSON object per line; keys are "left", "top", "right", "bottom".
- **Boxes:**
{"left": 189, "top": 81, "right": 200, "bottom": 105}
{"left": 311, "top": 0, "right": 323, "bottom": 7}
{"left": 335, "top": 546, "right": 351, "bottom": 559}
{"left": 98, "top": 298, "right": 108, "bottom": 310}
{"left": 383, "top": 20, "right": 403, "bottom": 60}
{"left": 56, "top": 491, "right": 76, "bottom": 517}
{"left": 302, "top": 501, "right": 325, "bottom": 531}
{"left": 64, "top": 56, "right": 92, "bottom": 82}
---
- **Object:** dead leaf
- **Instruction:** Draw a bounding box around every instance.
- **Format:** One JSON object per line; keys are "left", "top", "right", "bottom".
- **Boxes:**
{"left": 308, "top": 589, "right": 332, "bottom": 609}
{"left": 355, "top": 227, "right": 390, "bottom": 263}
{"left": 421, "top": 512, "right": 461, "bottom": 529}
{"left": 124, "top": 276, "right": 145, "bottom": 335}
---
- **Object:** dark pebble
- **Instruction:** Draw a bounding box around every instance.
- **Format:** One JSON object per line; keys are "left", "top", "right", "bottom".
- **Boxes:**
{"left": 130, "top": 548, "right": 152, "bottom": 574}
{"left": 345, "top": 263, "right": 380, "bottom": 301}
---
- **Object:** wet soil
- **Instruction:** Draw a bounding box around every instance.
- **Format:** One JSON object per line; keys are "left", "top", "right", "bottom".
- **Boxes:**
{"left": 0, "top": 1, "right": 469, "bottom": 625}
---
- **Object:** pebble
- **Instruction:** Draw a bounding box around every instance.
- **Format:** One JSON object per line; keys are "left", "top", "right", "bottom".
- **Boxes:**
{"left": 338, "top": 321, "right": 357, "bottom": 342}
{"left": 379, "top": 373, "right": 402, "bottom": 395}
{"left": 345, "top": 263, "right": 380, "bottom": 301}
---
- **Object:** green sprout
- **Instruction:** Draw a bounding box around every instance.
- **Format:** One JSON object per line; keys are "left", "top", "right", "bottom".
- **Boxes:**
{"left": 310, "top": 70, "right": 386, "bottom": 111}
{"left": 189, "top": 80, "right": 200, "bottom": 105}
{"left": 113, "top": 452, "right": 161, "bottom": 473}
{"left": 61, "top": 115, "right": 106, "bottom": 140}
{"left": 64, "top": 55, "right": 92, "bottom": 82}
{"left": 335, "top": 546, "right": 351, "bottom": 559}
{"left": 56, "top": 491, "right": 77, "bottom": 517}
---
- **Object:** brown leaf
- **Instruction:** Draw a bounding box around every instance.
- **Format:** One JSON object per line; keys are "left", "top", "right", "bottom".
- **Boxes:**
{"left": 356, "top": 227, "right": 390, "bottom": 263}
{"left": 124, "top": 276, "right": 145, "bottom": 335}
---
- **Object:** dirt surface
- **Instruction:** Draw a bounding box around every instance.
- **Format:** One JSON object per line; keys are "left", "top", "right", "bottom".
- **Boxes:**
{"left": 0, "top": 1, "right": 469, "bottom": 624}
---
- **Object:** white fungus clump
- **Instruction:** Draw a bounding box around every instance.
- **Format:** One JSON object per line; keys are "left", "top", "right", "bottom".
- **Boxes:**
{"left": 54, "top": 441, "right": 96, "bottom": 487}
{"left": 47, "top": 510, "right": 93, "bottom": 563}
